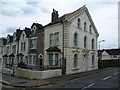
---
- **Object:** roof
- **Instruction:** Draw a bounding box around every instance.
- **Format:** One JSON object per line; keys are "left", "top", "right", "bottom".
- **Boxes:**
{"left": 24, "top": 27, "right": 32, "bottom": 37}
{"left": 16, "top": 29, "right": 22, "bottom": 40}
{"left": 9, "top": 54, "right": 15, "bottom": 57}
{"left": 105, "top": 49, "right": 120, "bottom": 55}
{"left": 46, "top": 46, "right": 61, "bottom": 52}
{"left": 44, "top": 5, "right": 99, "bottom": 37}
{"left": 45, "top": 15, "right": 65, "bottom": 27}
{"left": 3, "top": 38, "right": 7, "bottom": 45}
{"left": 31, "top": 23, "right": 43, "bottom": 30}
{"left": 28, "top": 49, "right": 37, "bottom": 54}
{"left": 3, "top": 54, "right": 8, "bottom": 57}
{"left": 17, "top": 53, "right": 24, "bottom": 56}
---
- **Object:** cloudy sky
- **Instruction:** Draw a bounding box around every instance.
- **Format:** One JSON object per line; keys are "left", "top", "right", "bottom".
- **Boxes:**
{"left": 0, "top": 0, "right": 119, "bottom": 49}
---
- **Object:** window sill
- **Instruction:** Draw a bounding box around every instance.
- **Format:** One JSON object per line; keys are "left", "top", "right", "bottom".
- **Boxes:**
{"left": 72, "top": 67, "right": 79, "bottom": 71}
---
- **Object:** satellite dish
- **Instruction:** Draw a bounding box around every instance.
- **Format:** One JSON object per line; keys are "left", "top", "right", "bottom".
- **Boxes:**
{"left": 38, "top": 54, "right": 43, "bottom": 59}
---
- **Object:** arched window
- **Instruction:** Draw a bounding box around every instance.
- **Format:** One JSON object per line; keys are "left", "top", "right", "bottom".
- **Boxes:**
{"left": 92, "top": 55, "right": 95, "bottom": 65}
{"left": 77, "top": 18, "right": 80, "bottom": 28}
{"left": 84, "top": 22, "right": 86, "bottom": 31}
{"left": 74, "top": 54, "right": 78, "bottom": 67}
{"left": 92, "top": 38, "right": 94, "bottom": 49}
{"left": 84, "top": 36, "right": 87, "bottom": 48}
{"left": 74, "top": 33, "right": 78, "bottom": 46}
{"left": 89, "top": 25, "right": 92, "bottom": 33}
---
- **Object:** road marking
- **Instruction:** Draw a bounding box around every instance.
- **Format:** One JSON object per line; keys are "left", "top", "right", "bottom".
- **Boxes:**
{"left": 114, "top": 72, "right": 119, "bottom": 75}
{"left": 102, "top": 76, "right": 111, "bottom": 81}
{"left": 81, "top": 83, "right": 95, "bottom": 90}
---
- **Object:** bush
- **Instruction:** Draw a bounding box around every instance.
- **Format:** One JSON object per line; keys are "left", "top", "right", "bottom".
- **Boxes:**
{"left": 17, "top": 61, "right": 26, "bottom": 68}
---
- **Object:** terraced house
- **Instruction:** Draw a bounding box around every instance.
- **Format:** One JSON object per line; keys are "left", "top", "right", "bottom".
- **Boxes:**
{"left": 1, "top": 5, "right": 99, "bottom": 78}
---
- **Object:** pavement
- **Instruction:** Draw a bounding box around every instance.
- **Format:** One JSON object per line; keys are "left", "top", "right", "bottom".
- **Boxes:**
{"left": 0, "top": 67, "right": 117, "bottom": 88}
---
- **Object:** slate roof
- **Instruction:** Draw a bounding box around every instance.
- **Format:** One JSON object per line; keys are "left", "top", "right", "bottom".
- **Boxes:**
{"left": 28, "top": 49, "right": 37, "bottom": 54}
{"left": 24, "top": 27, "right": 32, "bottom": 37}
{"left": 3, "top": 38, "right": 7, "bottom": 45}
{"left": 9, "top": 53, "right": 15, "bottom": 57}
{"left": 99, "top": 49, "right": 120, "bottom": 56}
{"left": 105, "top": 49, "right": 120, "bottom": 55}
{"left": 3, "top": 54, "right": 8, "bottom": 57}
{"left": 17, "top": 53, "right": 24, "bottom": 56}
{"left": 46, "top": 46, "right": 61, "bottom": 52}
{"left": 31, "top": 23, "right": 43, "bottom": 30}
{"left": 16, "top": 29, "right": 22, "bottom": 40}
{"left": 44, "top": 15, "right": 65, "bottom": 27}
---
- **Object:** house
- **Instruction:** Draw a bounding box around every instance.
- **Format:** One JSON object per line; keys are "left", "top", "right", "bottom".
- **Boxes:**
{"left": 44, "top": 5, "right": 99, "bottom": 75}
{"left": 0, "top": 38, "right": 7, "bottom": 72}
{"left": 17, "top": 27, "right": 31, "bottom": 64}
{"left": 2, "top": 34, "right": 13, "bottom": 69}
{"left": 28, "top": 23, "right": 44, "bottom": 69}
{"left": 98, "top": 49, "right": 120, "bottom": 68}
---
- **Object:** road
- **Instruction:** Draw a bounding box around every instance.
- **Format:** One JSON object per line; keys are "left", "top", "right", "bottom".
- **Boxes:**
{"left": 0, "top": 67, "right": 119, "bottom": 89}
{"left": 47, "top": 68, "right": 119, "bottom": 89}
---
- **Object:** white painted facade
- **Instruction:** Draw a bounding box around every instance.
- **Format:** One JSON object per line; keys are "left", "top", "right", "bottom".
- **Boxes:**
{"left": 44, "top": 6, "right": 99, "bottom": 75}
{"left": 18, "top": 30, "right": 29, "bottom": 64}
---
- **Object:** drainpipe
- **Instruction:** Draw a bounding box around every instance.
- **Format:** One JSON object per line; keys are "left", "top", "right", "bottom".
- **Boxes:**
{"left": 61, "top": 21, "right": 66, "bottom": 75}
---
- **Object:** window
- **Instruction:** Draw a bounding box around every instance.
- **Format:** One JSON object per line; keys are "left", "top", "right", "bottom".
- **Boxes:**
{"left": 84, "top": 36, "right": 87, "bottom": 48}
{"left": 55, "top": 54, "right": 59, "bottom": 66}
{"left": 84, "top": 22, "right": 86, "bottom": 31}
{"left": 3, "top": 57, "right": 7, "bottom": 64}
{"left": 92, "top": 38, "right": 94, "bottom": 50}
{"left": 74, "top": 33, "right": 78, "bottom": 46}
{"left": 21, "top": 42, "right": 26, "bottom": 51}
{"left": 23, "top": 34, "right": 25, "bottom": 40}
{"left": 0, "top": 58, "right": 2, "bottom": 64}
{"left": 74, "top": 54, "right": 78, "bottom": 67}
{"left": 55, "top": 33, "right": 59, "bottom": 45}
{"left": 28, "top": 55, "right": 37, "bottom": 65}
{"left": 32, "top": 26, "right": 37, "bottom": 33}
{"left": 6, "top": 46, "right": 9, "bottom": 54}
{"left": 48, "top": 53, "right": 59, "bottom": 66}
{"left": 31, "top": 38, "right": 37, "bottom": 49}
{"left": 50, "top": 32, "right": 59, "bottom": 46}
{"left": 77, "top": 18, "right": 81, "bottom": 28}
{"left": 12, "top": 45, "right": 16, "bottom": 54}
{"left": 92, "top": 55, "right": 95, "bottom": 65}
{"left": 49, "top": 54, "right": 53, "bottom": 66}
{"left": 89, "top": 25, "right": 92, "bottom": 33}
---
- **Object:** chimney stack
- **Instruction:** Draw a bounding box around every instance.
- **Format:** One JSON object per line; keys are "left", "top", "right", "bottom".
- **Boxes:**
{"left": 51, "top": 9, "right": 59, "bottom": 22}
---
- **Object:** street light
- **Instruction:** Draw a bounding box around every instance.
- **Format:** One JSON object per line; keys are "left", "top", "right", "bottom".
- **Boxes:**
{"left": 98, "top": 40, "right": 105, "bottom": 50}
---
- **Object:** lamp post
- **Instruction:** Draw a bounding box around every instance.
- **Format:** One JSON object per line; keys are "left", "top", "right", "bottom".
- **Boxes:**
{"left": 98, "top": 40, "right": 105, "bottom": 50}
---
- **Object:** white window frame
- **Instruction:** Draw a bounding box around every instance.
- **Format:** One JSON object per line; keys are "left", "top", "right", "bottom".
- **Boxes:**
{"left": 50, "top": 32, "right": 59, "bottom": 46}
{"left": 48, "top": 53, "right": 59, "bottom": 66}
{"left": 31, "top": 37, "right": 37, "bottom": 49}
{"left": 74, "top": 54, "right": 78, "bottom": 68}
{"left": 28, "top": 55, "right": 37, "bottom": 65}
{"left": 74, "top": 33, "right": 78, "bottom": 46}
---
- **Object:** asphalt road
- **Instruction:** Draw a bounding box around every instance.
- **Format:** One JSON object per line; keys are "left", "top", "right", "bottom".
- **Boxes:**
{"left": 47, "top": 68, "right": 119, "bottom": 89}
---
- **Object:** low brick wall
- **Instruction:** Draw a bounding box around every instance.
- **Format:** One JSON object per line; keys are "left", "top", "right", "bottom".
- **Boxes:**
{"left": 14, "top": 66, "right": 61, "bottom": 79}
{"left": 2, "top": 68, "right": 13, "bottom": 75}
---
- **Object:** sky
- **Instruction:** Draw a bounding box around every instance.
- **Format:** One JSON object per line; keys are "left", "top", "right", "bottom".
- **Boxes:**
{"left": 0, "top": 0, "right": 119, "bottom": 49}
